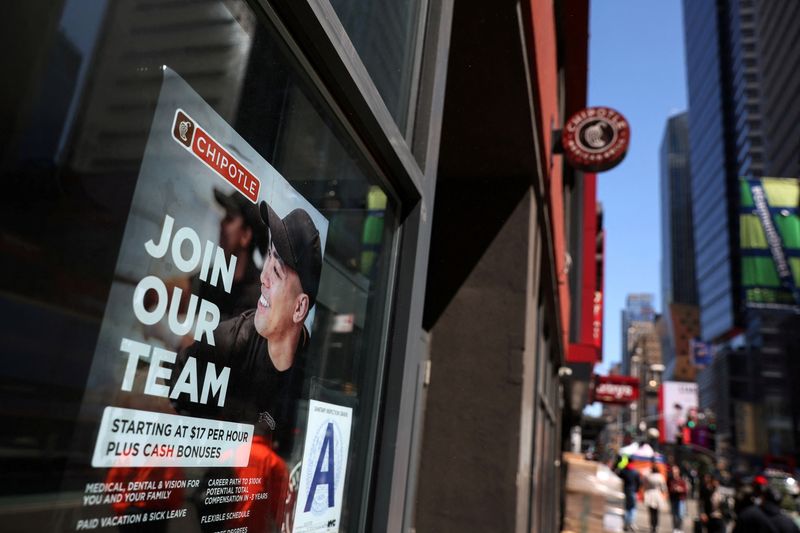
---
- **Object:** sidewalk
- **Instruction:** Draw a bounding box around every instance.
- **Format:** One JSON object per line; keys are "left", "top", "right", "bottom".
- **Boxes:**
{"left": 633, "top": 498, "right": 699, "bottom": 532}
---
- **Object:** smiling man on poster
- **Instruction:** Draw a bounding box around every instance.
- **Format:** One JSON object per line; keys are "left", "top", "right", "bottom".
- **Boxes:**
{"left": 254, "top": 202, "right": 323, "bottom": 372}
{"left": 171, "top": 199, "right": 322, "bottom": 448}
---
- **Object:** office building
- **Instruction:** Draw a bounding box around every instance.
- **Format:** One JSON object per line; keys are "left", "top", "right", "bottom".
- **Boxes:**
{"left": 621, "top": 293, "right": 655, "bottom": 374}
{"left": 659, "top": 303, "right": 700, "bottom": 381}
{"left": 683, "top": 0, "right": 800, "bottom": 469}
{"left": 660, "top": 112, "right": 697, "bottom": 308}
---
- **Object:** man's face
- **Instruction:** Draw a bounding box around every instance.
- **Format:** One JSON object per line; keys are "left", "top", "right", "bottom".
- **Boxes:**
{"left": 218, "top": 212, "right": 250, "bottom": 255}
{"left": 254, "top": 243, "right": 304, "bottom": 340}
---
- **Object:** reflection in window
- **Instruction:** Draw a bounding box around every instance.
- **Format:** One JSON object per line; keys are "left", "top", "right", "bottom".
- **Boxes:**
{"left": 330, "top": 0, "right": 423, "bottom": 131}
{"left": 0, "top": 1, "right": 398, "bottom": 531}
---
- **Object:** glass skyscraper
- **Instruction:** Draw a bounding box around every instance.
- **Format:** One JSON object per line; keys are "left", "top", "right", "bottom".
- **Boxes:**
{"left": 660, "top": 112, "right": 697, "bottom": 308}
{"left": 683, "top": 0, "right": 740, "bottom": 341}
{"left": 683, "top": 0, "right": 800, "bottom": 467}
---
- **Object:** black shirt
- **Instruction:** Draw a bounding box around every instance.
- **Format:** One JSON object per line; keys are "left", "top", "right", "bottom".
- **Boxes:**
{"left": 171, "top": 310, "right": 305, "bottom": 451}
{"left": 733, "top": 503, "right": 779, "bottom": 533}
{"left": 619, "top": 467, "right": 641, "bottom": 509}
{"left": 761, "top": 500, "right": 800, "bottom": 533}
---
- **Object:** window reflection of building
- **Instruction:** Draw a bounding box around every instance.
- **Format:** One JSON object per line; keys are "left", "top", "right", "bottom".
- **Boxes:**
{"left": 1, "top": 3, "right": 400, "bottom": 531}
{"left": 16, "top": 31, "right": 81, "bottom": 164}
{"left": 232, "top": 35, "right": 397, "bottom": 406}
{"left": 329, "top": 0, "right": 422, "bottom": 129}
{"left": 69, "top": 0, "right": 256, "bottom": 175}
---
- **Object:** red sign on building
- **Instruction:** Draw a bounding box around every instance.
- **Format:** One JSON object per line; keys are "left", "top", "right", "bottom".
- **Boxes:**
{"left": 592, "top": 375, "right": 639, "bottom": 404}
{"left": 567, "top": 173, "right": 604, "bottom": 364}
{"left": 592, "top": 290, "right": 603, "bottom": 350}
{"left": 563, "top": 106, "right": 630, "bottom": 172}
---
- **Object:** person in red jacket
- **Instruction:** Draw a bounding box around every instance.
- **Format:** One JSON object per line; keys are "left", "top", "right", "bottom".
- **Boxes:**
{"left": 667, "top": 465, "right": 688, "bottom": 532}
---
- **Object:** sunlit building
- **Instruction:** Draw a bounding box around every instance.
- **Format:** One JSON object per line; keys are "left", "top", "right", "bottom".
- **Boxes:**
{"left": 621, "top": 293, "right": 655, "bottom": 375}
{"left": 626, "top": 320, "right": 663, "bottom": 431}
{"left": 659, "top": 303, "right": 700, "bottom": 382}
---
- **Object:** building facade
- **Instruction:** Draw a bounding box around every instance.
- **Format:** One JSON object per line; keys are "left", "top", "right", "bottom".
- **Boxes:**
{"left": 659, "top": 303, "right": 701, "bottom": 382}
{"left": 416, "top": 0, "right": 596, "bottom": 531}
{"left": 627, "top": 320, "right": 663, "bottom": 434}
{"left": 621, "top": 293, "right": 655, "bottom": 375}
{"left": 658, "top": 112, "right": 702, "bottom": 384}
{"left": 683, "top": 0, "right": 740, "bottom": 343}
{"left": 660, "top": 112, "right": 697, "bottom": 308}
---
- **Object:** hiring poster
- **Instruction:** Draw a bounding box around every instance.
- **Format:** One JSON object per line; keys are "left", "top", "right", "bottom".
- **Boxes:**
{"left": 65, "top": 68, "right": 345, "bottom": 532}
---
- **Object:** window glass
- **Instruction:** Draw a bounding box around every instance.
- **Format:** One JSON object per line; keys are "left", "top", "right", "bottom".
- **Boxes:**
{"left": 329, "top": 0, "right": 423, "bottom": 131}
{"left": 0, "top": 1, "right": 398, "bottom": 531}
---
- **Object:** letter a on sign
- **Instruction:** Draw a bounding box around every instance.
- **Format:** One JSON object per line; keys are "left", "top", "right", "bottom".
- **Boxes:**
{"left": 304, "top": 422, "right": 335, "bottom": 511}
{"left": 294, "top": 400, "right": 351, "bottom": 531}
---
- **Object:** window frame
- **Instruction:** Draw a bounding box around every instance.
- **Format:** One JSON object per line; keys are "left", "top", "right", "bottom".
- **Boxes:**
{"left": 249, "top": 0, "right": 453, "bottom": 530}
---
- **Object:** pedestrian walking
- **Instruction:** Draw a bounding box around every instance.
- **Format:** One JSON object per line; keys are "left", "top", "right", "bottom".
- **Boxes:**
{"left": 701, "top": 476, "right": 726, "bottom": 533}
{"left": 732, "top": 483, "right": 776, "bottom": 533}
{"left": 761, "top": 486, "right": 800, "bottom": 533}
{"left": 644, "top": 460, "right": 667, "bottom": 533}
{"left": 618, "top": 457, "right": 642, "bottom": 532}
{"left": 668, "top": 465, "right": 688, "bottom": 532}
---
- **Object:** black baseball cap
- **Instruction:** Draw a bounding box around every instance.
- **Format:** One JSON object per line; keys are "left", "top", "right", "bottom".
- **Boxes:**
{"left": 214, "top": 188, "right": 268, "bottom": 253}
{"left": 259, "top": 201, "right": 322, "bottom": 309}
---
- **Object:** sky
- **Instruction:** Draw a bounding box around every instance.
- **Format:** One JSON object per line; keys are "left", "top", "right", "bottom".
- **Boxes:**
{"left": 587, "top": 1, "right": 687, "bottom": 379}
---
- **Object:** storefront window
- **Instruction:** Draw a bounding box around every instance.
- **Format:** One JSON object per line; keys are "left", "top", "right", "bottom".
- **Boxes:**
{"left": 0, "top": 1, "right": 398, "bottom": 531}
{"left": 329, "top": 0, "right": 424, "bottom": 131}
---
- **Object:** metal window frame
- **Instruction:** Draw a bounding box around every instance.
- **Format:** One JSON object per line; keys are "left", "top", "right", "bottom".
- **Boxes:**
{"left": 263, "top": 0, "right": 423, "bottom": 206}
{"left": 248, "top": 0, "right": 453, "bottom": 530}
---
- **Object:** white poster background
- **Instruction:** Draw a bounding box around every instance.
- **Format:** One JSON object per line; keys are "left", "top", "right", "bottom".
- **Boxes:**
{"left": 92, "top": 407, "right": 253, "bottom": 468}
{"left": 293, "top": 400, "right": 353, "bottom": 533}
{"left": 662, "top": 381, "right": 698, "bottom": 443}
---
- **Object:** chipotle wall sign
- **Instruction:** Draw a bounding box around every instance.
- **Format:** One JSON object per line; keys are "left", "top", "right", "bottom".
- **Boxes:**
{"left": 563, "top": 106, "right": 630, "bottom": 172}
{"left": 592, "top": 375, "right": 639, "bottom": 404}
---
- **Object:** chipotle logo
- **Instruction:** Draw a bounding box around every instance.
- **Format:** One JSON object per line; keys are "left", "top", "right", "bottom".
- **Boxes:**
{"left": 171, "top": 109, "right": 260, "bottom": 202}
{"left": 592, "top": 375, "right": 638, "bottom": 404}
{"left": 563, "top": 106, "right": 630, "bottom": 172}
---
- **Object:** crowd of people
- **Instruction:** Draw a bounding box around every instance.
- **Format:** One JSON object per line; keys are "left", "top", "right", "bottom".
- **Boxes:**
{"left": 616, "top": 456, "right": 800, "bottom": 532}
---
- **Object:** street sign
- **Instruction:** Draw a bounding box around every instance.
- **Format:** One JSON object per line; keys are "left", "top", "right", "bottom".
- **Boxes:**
{"left": 592, "top": 374, "right": 639, "bottom": 404}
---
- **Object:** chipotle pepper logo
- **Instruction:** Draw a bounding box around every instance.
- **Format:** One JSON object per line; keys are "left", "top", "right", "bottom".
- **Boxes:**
{"left": 173, "top": 111, "right": 195, "bottom": 148}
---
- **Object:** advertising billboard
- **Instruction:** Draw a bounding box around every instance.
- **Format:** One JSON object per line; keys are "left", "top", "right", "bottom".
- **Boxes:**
{"left": 689, "top": 338, "right": 712, "bottom": 368}
{"left": 739, "top": 177, "right": 800, "bottom": 312}
{"left": 658, "top": 381, "right": 698, "bottom": 444}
